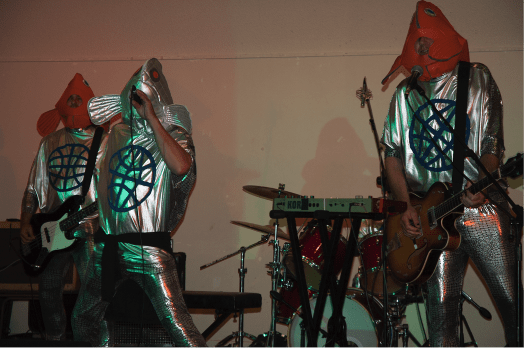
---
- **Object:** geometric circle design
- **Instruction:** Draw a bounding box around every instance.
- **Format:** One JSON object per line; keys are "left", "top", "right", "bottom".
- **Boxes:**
{"left": 409, "top": 98, "right": 470, "bottom": 172}
{"left": 48, "top": 143, "right": 90, "bottom": 192}
{"left": 107, "top": 144, "right": 156, "bottom": 212}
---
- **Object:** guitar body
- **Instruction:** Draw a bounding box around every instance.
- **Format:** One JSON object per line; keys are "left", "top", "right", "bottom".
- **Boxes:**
{"left": 385, "top": 182, "right": 462, "bottom": 285}
{"left": 22, "top": 196, "right": 81, "bottom": 276}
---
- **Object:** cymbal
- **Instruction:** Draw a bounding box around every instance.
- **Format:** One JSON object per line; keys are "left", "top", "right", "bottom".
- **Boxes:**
{"left": 231, "top": 220, "right": 290, "bottom": 240}
{"left": 242, "top": 185, "right": 301, "bottom": 200}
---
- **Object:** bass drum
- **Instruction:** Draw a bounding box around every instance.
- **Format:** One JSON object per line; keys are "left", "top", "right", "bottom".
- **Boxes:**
{"left": 287, "top": 288, "right": 384, "bottom": 347}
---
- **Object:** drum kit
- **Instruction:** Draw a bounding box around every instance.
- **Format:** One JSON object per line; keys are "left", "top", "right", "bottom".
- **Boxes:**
{"left": 201, "top": 184, "right": 429, "bottom": 347}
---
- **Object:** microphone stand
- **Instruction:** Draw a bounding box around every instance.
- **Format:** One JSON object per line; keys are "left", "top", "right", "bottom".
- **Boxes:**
{"left": 411, "top": 81, "right": 523, "bottom": 347}
{"left": 357, "top": 77, "right": 391, "bottom": 346}
{"left": 200, "top": 235, "right": 269, "bottom": 347}
{"left": 459, "top": 290, "right": 493, "bottom": 347}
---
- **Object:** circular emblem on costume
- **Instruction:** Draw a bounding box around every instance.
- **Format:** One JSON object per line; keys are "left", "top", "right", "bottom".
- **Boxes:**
{"left": 48, "top": 144, "right": 90, "bottom": 192}
{"left": 409, "top": 99, "right": 470, "bottom": 172}
{"left": 107, "top": 145, "right": 156, "bottom": 212}
{"left": 424, "top": 8, "right": 436, "bottom": 17}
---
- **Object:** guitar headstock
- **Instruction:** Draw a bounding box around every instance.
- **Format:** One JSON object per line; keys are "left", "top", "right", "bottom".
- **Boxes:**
{"left": 502, "top": 153, "right": 523, "bottom": 179}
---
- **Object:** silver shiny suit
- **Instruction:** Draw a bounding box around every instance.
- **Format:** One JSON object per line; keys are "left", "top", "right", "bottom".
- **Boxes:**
{"left": 22, "top": 127, "right": 102, "bottom": 340}
{"left": 72, "top": 58, "right": 206, "bottom": 346}
{"left": 381, "top": 63, "right": 518, "bottom": 346}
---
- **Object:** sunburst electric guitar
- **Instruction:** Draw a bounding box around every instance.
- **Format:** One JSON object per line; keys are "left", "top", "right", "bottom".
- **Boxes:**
{"left": 385, "top": 153, "right": 523, "bottom": 285}
{"left": 21, "top": 195, "right": 98, "bottom": 276}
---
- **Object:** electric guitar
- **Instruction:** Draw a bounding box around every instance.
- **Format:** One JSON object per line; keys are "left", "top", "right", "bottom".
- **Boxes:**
{"left": 21, "top": 195, "right": 98, "bottom": 276}
{"left": 385, "top": 153, "right": 523, "bottom": 285}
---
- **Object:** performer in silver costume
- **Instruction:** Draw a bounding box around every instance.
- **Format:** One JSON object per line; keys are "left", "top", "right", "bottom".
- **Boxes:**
{"left": 381, "top": 1, "right": 518, "bottom": 346}
{"left": 71, "top": 58, "right": 206, "bottom": 346}
{"left": 20, "top": 73, "right": 104, "bottom": 341}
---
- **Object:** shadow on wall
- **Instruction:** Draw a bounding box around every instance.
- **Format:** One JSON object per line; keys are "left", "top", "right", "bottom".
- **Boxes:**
{"left": 301, "top": 117, "right": 382, "bottom": 200}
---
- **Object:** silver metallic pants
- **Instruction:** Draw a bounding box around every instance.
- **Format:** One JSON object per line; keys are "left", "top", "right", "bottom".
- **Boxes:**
{"left": 426, "top": 201, "right": 519, "bottom": 346}
{"left": 71, "top": 242, "right": 206, "bottom": 347}
{"left": 38, "top": 238, "right": 93, "bottom": 340}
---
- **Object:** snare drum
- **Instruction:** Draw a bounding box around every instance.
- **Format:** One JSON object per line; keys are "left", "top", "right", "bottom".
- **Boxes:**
{"left": 356, "top": 233, "right": 404, "bottom": 297}
{"left": 283, "top": 223, "right": 346, "bottom": 291}
{"left": 287, "top": 288, "right": 384, "bottom": 347}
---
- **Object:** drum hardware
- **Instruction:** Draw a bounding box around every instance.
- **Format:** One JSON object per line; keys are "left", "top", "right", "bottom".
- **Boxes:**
{"left": 200, "top": 234, "right": 269, "bottom": 347}
{"left": 230, "top": 220, "right": 290, "bottom": 240}
{"left": 241, "top": 184, "right": 301, "bottom": 348}
{"left": 378, "top": 285, "right": 432, "bottom": 347}
{"left": 267, "top": 185, "right": 287, "bottom": 347}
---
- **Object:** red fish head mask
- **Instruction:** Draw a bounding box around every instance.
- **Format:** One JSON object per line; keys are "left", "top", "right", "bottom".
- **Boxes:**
{"left": 381, "top": 1, "right": 469, "bottom": 85}
{"left": 37, "top": 73, "right": 95, "bottom": 136}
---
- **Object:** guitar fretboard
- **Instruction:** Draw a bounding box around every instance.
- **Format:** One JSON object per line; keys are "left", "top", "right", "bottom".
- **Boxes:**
{"left": 60, "top": 201, "right": 98, "bottom": 231}
{"left": 433, "top": 167, "right": 503, "bottom": 221}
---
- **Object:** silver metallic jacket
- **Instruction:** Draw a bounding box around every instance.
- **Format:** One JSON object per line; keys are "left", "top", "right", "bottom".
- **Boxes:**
{"left": 381, "top": 62, "right": 504, "bottom": 192}
{"left": 97, "top": 122, "right": 195, "bottom": 230}
{"left": 22, "top": 126, "right": 104, "bottom": 236}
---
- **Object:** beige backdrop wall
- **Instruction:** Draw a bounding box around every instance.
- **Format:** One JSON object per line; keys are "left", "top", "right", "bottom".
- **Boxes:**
{"left": 0, "top": 0, "right": 522, "bottom": 346}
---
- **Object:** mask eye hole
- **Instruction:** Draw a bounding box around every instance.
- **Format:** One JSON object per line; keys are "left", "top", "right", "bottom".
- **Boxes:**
{"left": 150, "top": 68, "right": 160, "bottom": 82}
{"left": 83, "top": 79, "right": 90, "bottom": 87}
{"left": 424, "top": 8, "right": 436, "bottom": 16}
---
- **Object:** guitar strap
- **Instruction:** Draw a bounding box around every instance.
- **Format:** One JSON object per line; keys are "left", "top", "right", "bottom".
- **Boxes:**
{"left": 452, "top": 61, "right": 470, "bottom": 194}
{"left": 81, "top": 126, "right": 104, "bottom": 197}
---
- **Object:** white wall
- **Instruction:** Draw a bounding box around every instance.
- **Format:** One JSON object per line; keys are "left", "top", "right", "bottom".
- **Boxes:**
{"left": 0, "top": 1, "right": 522, "bottom": 346}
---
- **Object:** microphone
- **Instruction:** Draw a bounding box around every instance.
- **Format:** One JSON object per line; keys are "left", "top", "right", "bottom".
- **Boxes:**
{"left": 405, "top": 65, "right": 424, "bottom": 98}
{"left": 361, "top": 77, "right": 367, "bottom": 107}
{"left": 462, "top": 290, "right": 492, "bottom": 320}
{"left": 131, "top": 85, "right": 143, "bottom": 105}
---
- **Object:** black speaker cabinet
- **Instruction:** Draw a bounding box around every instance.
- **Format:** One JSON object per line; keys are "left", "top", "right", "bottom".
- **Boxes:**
{"left": 0, "top": 221, "right": 80, "bottom": 292}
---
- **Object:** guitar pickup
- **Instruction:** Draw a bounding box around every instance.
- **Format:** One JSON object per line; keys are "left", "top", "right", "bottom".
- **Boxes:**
{"left": 43, "top": 227, "right": 51, "bottom": 243}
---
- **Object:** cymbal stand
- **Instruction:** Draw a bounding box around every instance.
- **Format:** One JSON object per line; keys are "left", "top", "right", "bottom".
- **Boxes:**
{"left": 266, "top": 184, "right": 287, "bottom": 347}
{"left": 389, "top": 294, "right": 428, "bottom": 347}
{"left": 201, "top": 235, "right": 269, "bottom": 347}
{"left": 265, "top": 220, "right": 285, "bottom": 348}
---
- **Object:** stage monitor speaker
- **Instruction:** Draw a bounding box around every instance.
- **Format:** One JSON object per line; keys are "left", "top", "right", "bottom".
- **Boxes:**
{"left": 0, "top": 221, "right": 80, "bottom": 292}
{"left": 104, "top": 252, "right": 186, "bottom": 346}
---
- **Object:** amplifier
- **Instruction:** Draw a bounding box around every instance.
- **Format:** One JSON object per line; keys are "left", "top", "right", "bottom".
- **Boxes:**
{"left": 0, "top": 221, "right": 79, "bottom": 292}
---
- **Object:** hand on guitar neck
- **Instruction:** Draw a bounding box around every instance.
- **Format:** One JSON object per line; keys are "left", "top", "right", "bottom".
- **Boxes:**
{"left": 460, "top": 181, "right": 488, "bottom": 208}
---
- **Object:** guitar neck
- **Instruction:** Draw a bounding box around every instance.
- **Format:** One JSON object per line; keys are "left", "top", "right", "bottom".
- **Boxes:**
{"left": 59, "top": 201, "right": 98, "bottom": 231}
{"left": 436, "top": 167, "right": 501, "bottom": 219}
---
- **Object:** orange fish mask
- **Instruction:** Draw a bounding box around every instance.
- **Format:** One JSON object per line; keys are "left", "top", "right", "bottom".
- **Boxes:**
{"left": 37, "top": 73, "right": 95, "bottom": 136}
{"left": 381, "top": 1, "right": 469, "bottom": 85}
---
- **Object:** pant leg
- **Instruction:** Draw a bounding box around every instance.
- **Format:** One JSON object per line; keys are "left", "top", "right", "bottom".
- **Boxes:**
{"left": 130, "top": 252, "right": 207, "bottom": 347}
{"left": 426, "top": 246, "right": 469, "bottom": 347}
{"left": 71, "top": 242, "right": 112, "bottom": 346}
{"left": 458, "top": 202, "right": 519, "bottom": 347}
{"left": 71, "top": 234, "right": 95, "bottom": 281}
{"left": 38, "top": 248, "right": 75, "bottom": 340}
